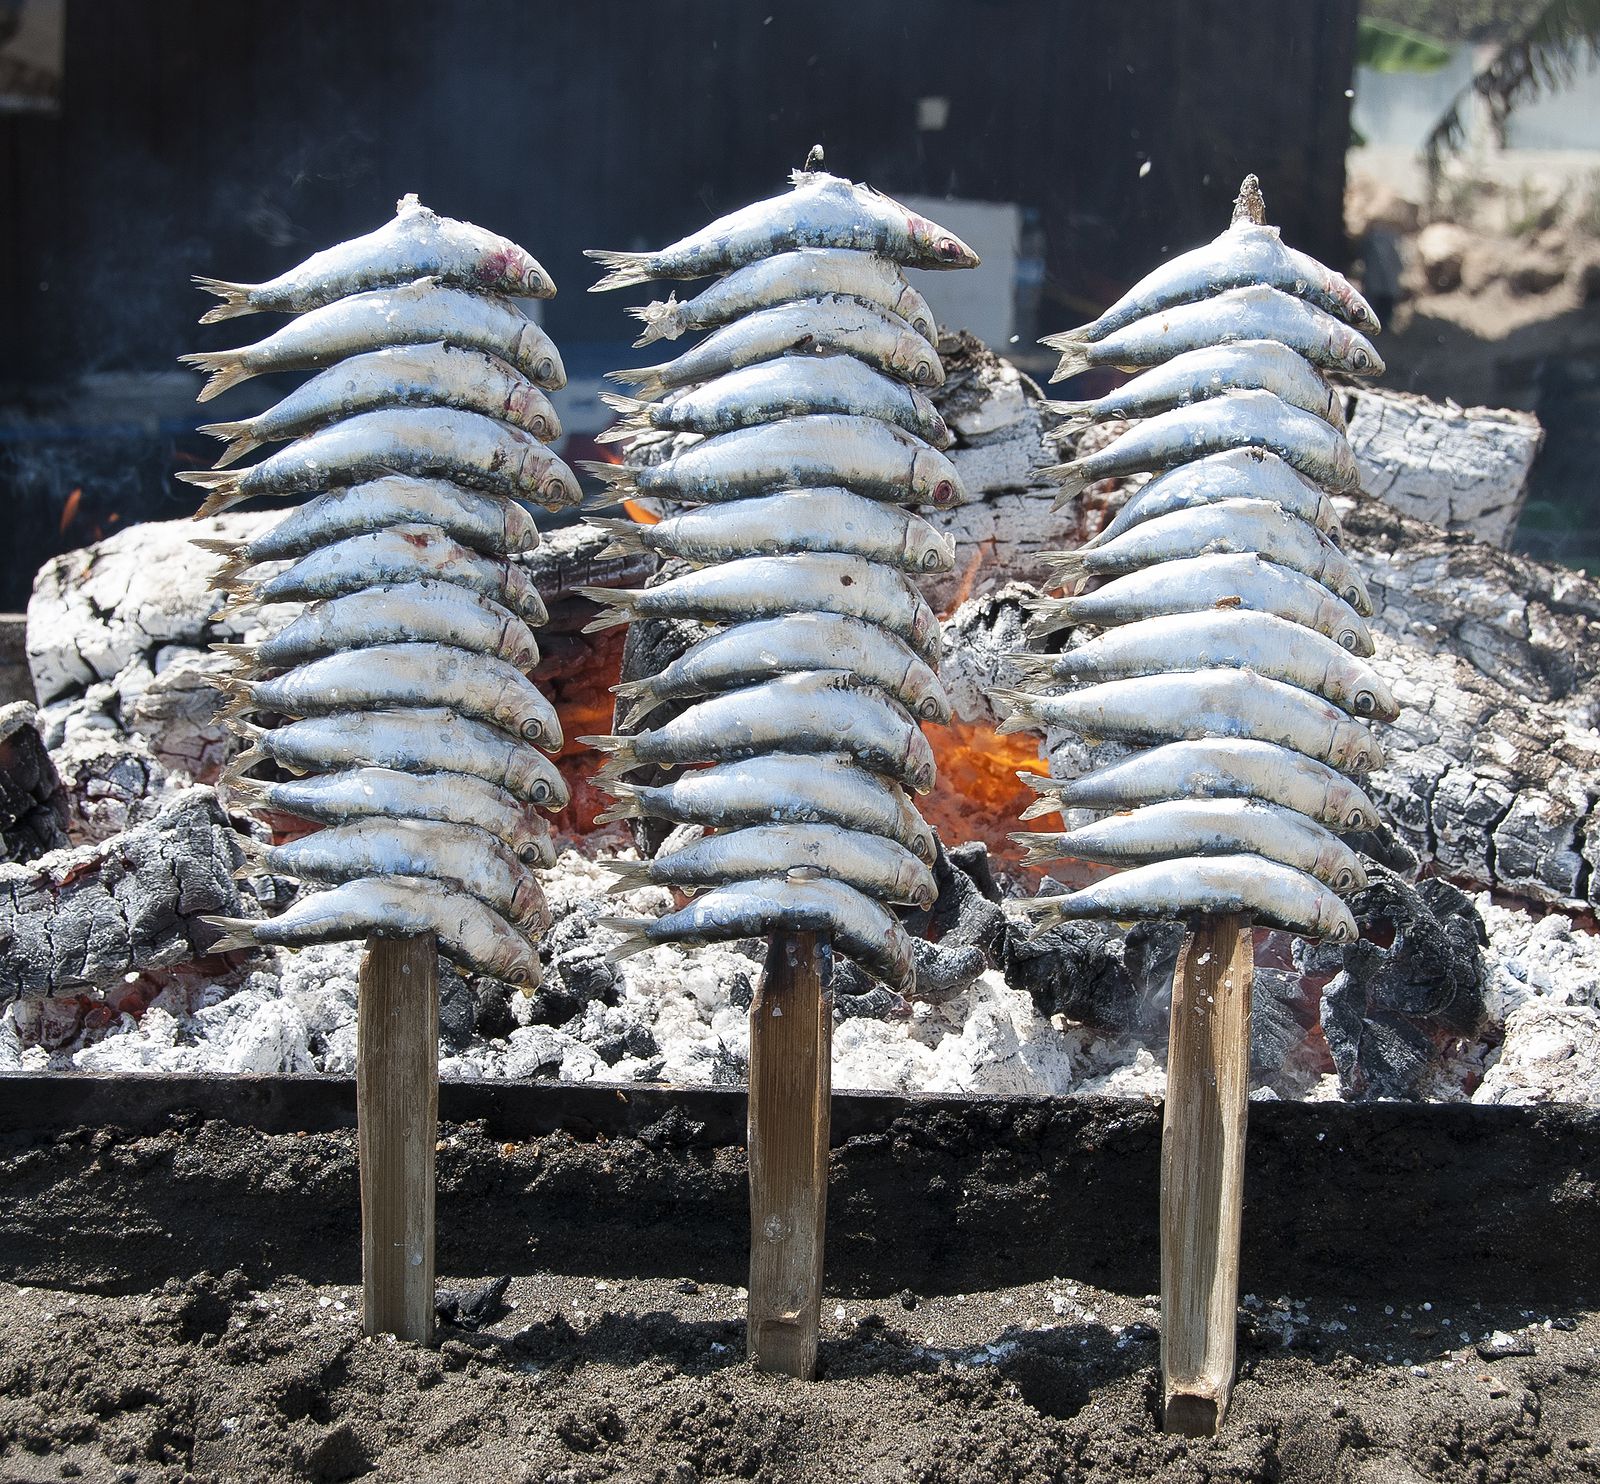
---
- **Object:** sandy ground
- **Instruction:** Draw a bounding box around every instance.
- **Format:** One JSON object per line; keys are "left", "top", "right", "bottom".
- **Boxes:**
{"left": 0, "top": 1269, "right": 1594, "bottom": 1483}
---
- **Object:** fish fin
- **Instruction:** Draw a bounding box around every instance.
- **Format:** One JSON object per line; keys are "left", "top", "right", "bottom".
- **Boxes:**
{"left": 1042, "top": 549, "right": 1089, "bottom": 592}
{"left": 578, "top": 735, "right": 640, "bottom": 779}
{"left": 1039, "top": 325, "right": 1095, "bottom": 353}
{"left": 1021, "top": 597, "right": 1074, "bottom": 641}
{"left": 989, "top": 687, "right": 1042, "bottom": 736}
{"left": 596, "top": 917, "right": 657, "bottom": 962}
{"left": 195, "top": 419, "right": 261, "bottom": 467}
{"left": 591, "top": 784, "right": 643, "bottom": 825}
{"left": 192, "top": 276, "right": 258, "bottom": 323}
{"left": 198, "top": 915, "right": 264, "bottom": 954}
{"left": 576, "top": 586, "right": 638, "bottom": 633}
{"left": 1011, "top": 896, "right": 1069, "bottom": 929}
{"left": 626, "top": 294, "right": 683, "bottom": 347}
{"left": 578, "top": 461, "right": 637, "bottom": 490}
{"left": 603, "top": 859, "right": 655, "bottom": 892}
{"left": 1009, "top": 831, "right": 1068, "bottom": 867}
{"left": 585, "top": 516, "right": 652, "bottom": 558}
{"left": 1046, "top": 343, "right": 1093, "bottom": 384}
{"left": 1005, "top": 652, "right": 1059, "bottom": 685}
{"left": 218, "top": 771, "right": 268, "bottom": 809}
{"left": 222, "top": 745, "right": 267, "bottom": 782}
{"left": 178, "top": 350, "right": 254, "bottom": 403}
{"left": 1017, "top": 796, "right": 1066, "bottom": 822}
{"left": 604, "top": 363, "right": 667, "bottom": 398}
{"left": 584, "top": 248, "right": 657, "bottom": 292}
{"left": 1042, "top": 462, "right": 1090, "bottom": 506}
{"left": 191, "top": 536, "right": 242, "bottom": 559}
{"left": 231, "top": 834, "right": 270, "bottom": 868}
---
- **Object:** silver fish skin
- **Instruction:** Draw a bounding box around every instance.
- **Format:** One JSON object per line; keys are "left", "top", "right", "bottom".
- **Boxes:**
{"left": 221, "top": 582, "right": 540, "bottom": 673}
{"left": 203, "top": 876, "right": 542, "bottom": 986}
{"left": 629, "top": 247, "right": 936, "bottom": 345}
{"left": 1047, "top": 340, "right": 1345, "bottom": 432}
{"left": 1025, "top": 552, "right": 1375, "bottom": 656}
{"left": 579, "top": 553, "right": 942, "bottom": 665}
{"left": 589, "top": 489, "right": 955, "bottom": 574}
{"left": 581, "top": 671, "right": 938, "bottom": 794}
{"left": 613, "top": 613, "right": 950, "bottom": 727}
{"left": 1016, "top": 855, "right": 1358, "bottom": 942}
{"left": 587, "top": 169, "right": 979, "bottom": 288}
{"left": 179, "top": 408, "right": 581, "bottom": 517}
{"left": 240, "top": 819, "right": 549, "bottom": 932}
{"left": 194, "top": 193, "right": 553, "bottom": 320}
{"left": 601, "top": 875, "right": 916, "bottom": 992}
{"left": 223, "top": 525, "right": 547, "bottom": 625}
{"left": 198, "top": 343, "right": 561, "bottom": 465}
{"left": 995, "top": 669, "right": 1383, "bottom": 774}
{"left": 1045, "top": 285, "right": 1384, "bottom": 381}
{"left": 1019, "top": 738, "right": 1381, "bottom": 833}
{"left": 1014, "top": 798, "right": 1367, "bottom": 894}
{"left": 192, "top": 476, "right": 541, "bottom": 568}
{"left": 583, "top": 416, "right": 965, "bottom": 510}
{"left": 233, "top": 706, "right": 569, "bottom": 809}
{"left": 607, "top": 296, "right": 943, "bottom": 399}
{"left": 221, "top": 766, "right": 555, "bottom": 866}
{"left": 181, "top": 279, "right": 564, "bottom": 401}
{"left": 600, "top": 354, "right": 952, "bottom": 447}
{"left": 608, "top": 822, "right": 937, "bottom": 908}
{"left": 1085, "top": 448, "right": 1339, "bottom": 549}
{"left": 1045, "top": 497, "right": 1372, "bottom": 616}
{"left": 1009, "top": 609, "right": 1398, "bottom": 720}
{"left": 597, "top": 752, "right": 935, "bottom": 862}
{"left": 223, "top": 642, "right": 562, "bottom": 749}
{"left": 1047, "top": 390, "right": 1362, "bottom": 499}
{"left": 1062, "top": 222, "right": 1380, "bottom": 343}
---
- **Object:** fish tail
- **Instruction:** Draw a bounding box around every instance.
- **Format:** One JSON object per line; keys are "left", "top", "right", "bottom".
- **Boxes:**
{"left": 584, "top": 248, "right": 658, "bottom": 292}
{"left": 585, "top": 516, "right": 652, "bottom": 558}
{"left": 1010, "top": 831, "right": 1067, "bottom": 867}
{"left": 1041, "top": 401, "right": 1094, "bottom": 435}
{"left": 1017, "top": 795, "right": 1066, "bottom": 822}
{"left": 591, "top": 784, "right": 642, "bottom": 825}
{"left": 1021, "top": 596, "right": 1075, "bottom": 640}
{"left": 218, "top": 771, "right": 269, "bottom": 810}
{"left": 191, "top": 536, "right": 242, "bottom": 560}
{"left": 1005, "top": 652, "right": 1059, "bottom": 685}
{"left": 1044, "top": 340, "right": 1093, "bottom": 384}
{"left": 603, "top": 859, "right": 655, "bottom": 893}
{"left": 192, "top": 276, "right": 258, "bottom": 323}
{"left": 199, "top": 914, "right": 265, "bottom": 954}
{"left": 209, "top": 642, "right": 257, "bottom": 668}
{"left": 1012, "top": 896, "right": 1076, "bottom": 930}
{"left": 577, "top": 586, "right": 639, "bottom": 633}
{"left": 223, "top": 744, "right": 267, "bottom": 782}
{"left": 178, "top": 350, "right": 254, "bottom": 403}
{"left": 597, "top": 917, "right": 658, "bottom": 962}
{"left": 1042, "top": 462, "right": 1090, "bottom": 506}
{"left": 195, "top": 419, "right": 261, "bottom": 467}
{"left": 990, "top": 687, "right": 1043, "bottom": 736}
{"left": 578, "top": 735, "right": 640, "bottom": 776}
{"left": 626, "top": 293, "right": 684, "bottom": 347}
{"left": 604, "top": 363, "right": 667, "bottom": 399}
{"left": 1043, "top": 549, "right": 1090, "bottom": 592}
{"left": 230, "top": 834, "right": 272, "bottom": 876}
{"left": 596, "top": 391, "right": 653, "bottom": 440}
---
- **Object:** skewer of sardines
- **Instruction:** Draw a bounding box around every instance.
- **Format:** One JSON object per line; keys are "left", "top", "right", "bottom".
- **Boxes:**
{"left": 1001, "top": 177, "right": 1392, "bottom": 944}
{"left": 579, "top": 152, "right": 978, "bottom": 993}
{"left": 177, "top": 195, "right": 582, "bottom": 986}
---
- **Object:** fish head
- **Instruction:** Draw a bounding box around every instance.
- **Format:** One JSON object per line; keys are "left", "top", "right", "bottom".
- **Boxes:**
{"left": 891, "top": 280, "right": 939, "bottom": 342}
{"left": 511, "top": 876, "right": 553, "bottom": 934}
{"left": 912, "top": 449, "right": 964, "bottom": 510}
{"left": 515, "top": 812, "right": 558, "bottom": 868}
{"left": 515, "top": 760, "right": 570, "bottom": 811}
{"left": 1333, "top": 722, "right": 1384, "bottom": 775}
{"left": 899, "top": 859, "right": 939, "bottom": 910}
{"left": 1326, "top": 604, "right": 1375, "bottom": 658}
{"left": 903, "top": 518, "right": 957, "bottom": 575}
{"left": 519, "top": 711, "right": 560, "bottom": 750}
{"left": 1323, "top": 852, "right": 1368, "bottom": 896}
{"left": 1319, "top": 899, "right": 1360, "bottom": 943}
{"left": 890, "top": 331, "right": 945, "bottom": 389}
{"left": 1337, "top": 572, "right": 1373, "bottom": 616}
{"left": 907, "top": 211, "right": 981, "bottom": 270}
{"left": 1347, "top": 670, "right": 1399, "bottom": 724}
{"left": 907, "top": 664, "right": 952, "bottom": 725}
{"left": 908, "top": 604, "right": 943, "bottom": 663}
{"left": 1331, "top": 276, "right": 1381, "bottom": 336}
{"left": 506, "top": 382, "right": 561, "bottom": 442}
{"left": 533, "top": 457, "right": 584, "bottom": 510}
{"left": 1330, "top": 323, "right": 1386, "bottom": 379}
{"left": 517, "top": 323, "right": 567, "bottom": 388}
{"left": 1329, "top": 778, "right": 1381, "bottom": 834}
{"left": 904, "top": 727, "right": 938, "bottom": 793}
{"left": 904, "top": 812, "right": 938, "bottom": 864}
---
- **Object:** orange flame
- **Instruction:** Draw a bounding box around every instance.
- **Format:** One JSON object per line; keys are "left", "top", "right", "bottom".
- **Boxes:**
{"left": 921, "top": 716, "right": 1049, "bottom": 867}
{"left": 622, "top": 498, "right": 660, "bottom": 526}
{"left": 59, "top": 488, "right": 82, "bottom": 535}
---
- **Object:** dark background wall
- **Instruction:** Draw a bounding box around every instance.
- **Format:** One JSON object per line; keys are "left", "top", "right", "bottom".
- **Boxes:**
{"left": 0, "top": 0, "right": 1358, "bottom": 603}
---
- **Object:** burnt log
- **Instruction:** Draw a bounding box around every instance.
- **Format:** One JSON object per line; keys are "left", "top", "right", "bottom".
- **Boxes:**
{"left": 0, "top": 786, "right": 244, "bottom": 1001}
{"left": 1343, "top": 387, "right": 1542, "bottom": 549}
{"left": 0, "top": 703, "right": 69, "bottom": 863}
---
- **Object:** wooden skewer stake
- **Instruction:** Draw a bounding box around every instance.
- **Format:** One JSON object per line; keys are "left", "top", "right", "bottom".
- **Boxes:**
{"left": 746, "top": 929, "right": 831, "bottom": 1378}
{"left": 1160, "top": 912, "right": 1254, "bottom": 1435}
{"left": 357, "top": 931, "right": 440, "bottom": 1344}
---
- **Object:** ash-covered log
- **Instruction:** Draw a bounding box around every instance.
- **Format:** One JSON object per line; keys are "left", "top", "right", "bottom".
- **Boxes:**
{"left": 0, "top": 703, "right": 69, "bottom": 863}
{"left": 0, "top": 786, "right": 244, "bottom": 1001}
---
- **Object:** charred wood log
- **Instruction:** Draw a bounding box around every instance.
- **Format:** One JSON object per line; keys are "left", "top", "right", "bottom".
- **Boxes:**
{"left": 0, "top": 786, "right": 244, "bottom": 1001}
{"left": 0, "top": 703, "right": 69, "bottom": 863}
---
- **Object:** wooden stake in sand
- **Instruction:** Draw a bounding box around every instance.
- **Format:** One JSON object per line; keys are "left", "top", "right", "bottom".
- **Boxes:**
{"left": 1160, "top": 913, "right": 1253, "bottom": 1436}
{"left": 357, "top": 931, "right": 440, "bottom": 1344}
{"left": 746, "top": 930, "right": 832, "bottom": 1379}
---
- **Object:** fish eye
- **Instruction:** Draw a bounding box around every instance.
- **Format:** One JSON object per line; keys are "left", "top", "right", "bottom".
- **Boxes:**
{"left": 1351, "top": 348, "right": 1372, "bottom": 372}
{"left": 1338, "top": 629, "right": 1358, "bottom": 652}
{"left": 911, "top": 360, "right": 934, "bottom": 384}
{"left": 913, "top": 317, "right": 934, "bottom": 338}
{"left": 1345, "top": 808, "right": 1365, "bottom": 830}
{"left": 1335, "top": 868, "right": 1356, "bottom": 892}
{"left": 544, "top": 475, "right": 570, "bottom": 504}
{"left": 936, "top": 237, "right": 963, "bottom": 261}
{"left": 531, "top": 781, "right": 551, "bottom": 803}
{"left": 536, "top": 356, "right": 556, "bottom": 382}
{"left": 918, "top": 696, "right": 942, "bottom": 719}
{"left": 932, "top": 479, "right": 955, "bottom": 505}
{"left": 1354, "top": 690, "right": 1377, "bottom": 716}
{"left": 524, "top": 268, "right": 547, "bottom": 294}
{"left": 920, "top": 548, "right": 943, "bottom": 570}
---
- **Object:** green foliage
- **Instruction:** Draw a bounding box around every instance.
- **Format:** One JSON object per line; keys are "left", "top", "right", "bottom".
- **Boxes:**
{"left": 1361, "top": 0, "right": 1542, "bottom": 45}
{"left": 1357, "top": 17, "right": 1456, "bottom": 72}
